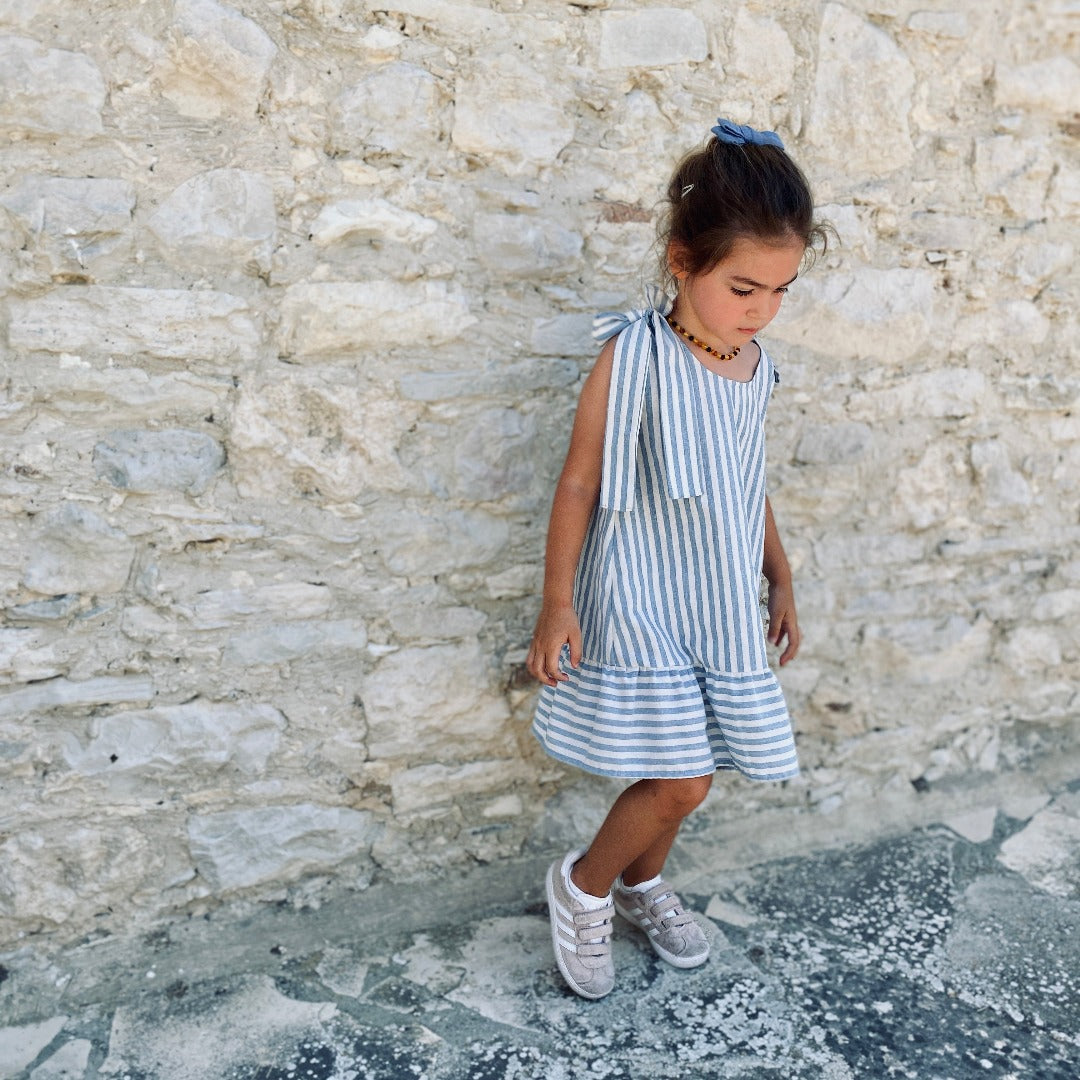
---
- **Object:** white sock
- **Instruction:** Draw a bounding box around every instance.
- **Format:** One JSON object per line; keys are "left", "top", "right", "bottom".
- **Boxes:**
{"left": 621, "top": 873, "right": 678, "bottom": 919}
{"left": 623, "top": 873, "right": 663, "bottom": 893}
{"left": 563, "top": 854, "right": 610, "bottom": 909}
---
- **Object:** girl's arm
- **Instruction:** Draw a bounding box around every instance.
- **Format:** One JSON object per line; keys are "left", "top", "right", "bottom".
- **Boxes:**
{"left": 526, "top": 339, "right": 615, "bottom": 687}
{"left": 763, "top": 496, "right": 800, "bottom": 666}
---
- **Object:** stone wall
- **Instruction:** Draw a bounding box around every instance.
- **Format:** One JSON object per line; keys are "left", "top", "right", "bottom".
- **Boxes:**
{"left": 1, "top": 0, "right": 1077, "bottom": 945}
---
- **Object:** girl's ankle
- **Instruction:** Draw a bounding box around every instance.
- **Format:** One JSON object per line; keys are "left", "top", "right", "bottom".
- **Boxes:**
{"left": 568, "top": 859, "right": 610, "bottom": 901}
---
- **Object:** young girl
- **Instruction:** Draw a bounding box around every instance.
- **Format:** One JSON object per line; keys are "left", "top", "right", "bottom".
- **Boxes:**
{"left": 527, "top": 119, "right": 828, "bottom": 1000}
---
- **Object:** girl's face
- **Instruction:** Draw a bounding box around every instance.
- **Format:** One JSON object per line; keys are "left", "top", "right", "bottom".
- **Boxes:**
{"left": 670, "top": 235, "right": 805, "bottom": 352}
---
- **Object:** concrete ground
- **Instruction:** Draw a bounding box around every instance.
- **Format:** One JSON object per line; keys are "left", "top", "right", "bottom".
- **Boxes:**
{"left": 2, "top": 758, "right": 1079, "bottom": 1080}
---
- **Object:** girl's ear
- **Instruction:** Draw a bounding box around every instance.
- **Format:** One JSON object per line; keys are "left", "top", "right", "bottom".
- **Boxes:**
{"left": 667, "top": 242, "right": 689, "bottom": 281}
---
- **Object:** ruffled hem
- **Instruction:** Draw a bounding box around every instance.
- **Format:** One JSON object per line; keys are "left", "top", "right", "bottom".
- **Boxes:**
{"left": 533, "top": 659, "right": 799, "bottom": 782}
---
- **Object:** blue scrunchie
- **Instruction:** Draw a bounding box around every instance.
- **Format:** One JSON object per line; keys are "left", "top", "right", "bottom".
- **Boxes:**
{"left": 711, "top": 118, "right": 784, "bottom": 150}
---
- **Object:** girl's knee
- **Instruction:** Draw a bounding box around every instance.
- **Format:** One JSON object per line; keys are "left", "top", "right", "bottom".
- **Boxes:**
{"left": 650, "top": 774, "right": 713, "bottom": 821}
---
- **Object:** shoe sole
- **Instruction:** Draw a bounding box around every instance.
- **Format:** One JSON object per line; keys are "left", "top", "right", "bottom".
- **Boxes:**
{"left": 613, "top": 897, "right": 710, "bottom": 969}
{"left": 546, "top": 861, "right": 612, "bottom": 1000}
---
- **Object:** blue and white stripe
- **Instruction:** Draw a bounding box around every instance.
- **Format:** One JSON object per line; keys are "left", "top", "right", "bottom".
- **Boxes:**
{"left": 534, "top": 290, "right": 799, "bottom": 782}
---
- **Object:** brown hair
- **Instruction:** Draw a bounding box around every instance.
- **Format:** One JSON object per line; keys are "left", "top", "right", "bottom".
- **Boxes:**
{"left": 661, "top": 135, "right": 830, "bottom": 285}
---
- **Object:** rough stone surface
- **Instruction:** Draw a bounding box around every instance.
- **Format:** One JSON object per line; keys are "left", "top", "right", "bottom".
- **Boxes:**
{"left": 1, "top": 767, "right": 1077, "bottom": 1080}
{"left": 0, "top": 36, "right": 104, "bottom": 136}
{"left": 0, "top": 177, "right": 135, "bottom": 280}
{"left": 597, "top": 9, "right": 708, "bottom": 69}
{"left": 806, "top": 4, "right": 915, "bottom": 178}
{"left": 146, "top": 168, "right": 277, "bottom": 275}
{"left": 159, "top": 0, "right": 277, "bottom": 118}
{"left": 92, "top": 429, "right": 225, "bottom": 495}
{"left": 187, "top": 804, "right": 377, "bottom": 891}
{"left": 0, "top": 0, "right": 1077, "bottom": 950}
{"left": 8, "top": 287, "right": 261, "bottom": 361}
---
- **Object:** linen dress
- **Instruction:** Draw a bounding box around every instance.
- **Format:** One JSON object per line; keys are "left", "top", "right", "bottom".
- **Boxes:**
{"left": 532, "top": 287, "right": 800, "bottom": 782}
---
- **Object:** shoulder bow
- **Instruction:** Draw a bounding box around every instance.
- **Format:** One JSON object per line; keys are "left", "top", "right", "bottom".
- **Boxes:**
{"left": 592, "top": 285, "right": 704, "bottom": 512}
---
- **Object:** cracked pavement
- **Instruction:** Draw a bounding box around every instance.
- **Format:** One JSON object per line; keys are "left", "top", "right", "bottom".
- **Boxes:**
{"left": 2, "top": 767, "right": 1078, "bottom": 1079}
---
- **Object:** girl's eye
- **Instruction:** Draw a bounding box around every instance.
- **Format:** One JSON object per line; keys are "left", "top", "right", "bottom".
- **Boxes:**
{"left": 776, "top": 286, "right": 789, "bottom": 295}
{"left": 731, "top": 287, "right": 752, "bottom": 297}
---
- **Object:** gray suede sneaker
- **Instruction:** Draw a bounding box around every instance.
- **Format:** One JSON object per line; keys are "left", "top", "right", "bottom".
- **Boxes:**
{"left": 545, "top": 849, "right": 616, "bottom": 999}
{"left": 614, "top": 876, "right": 710, "bottom": 969}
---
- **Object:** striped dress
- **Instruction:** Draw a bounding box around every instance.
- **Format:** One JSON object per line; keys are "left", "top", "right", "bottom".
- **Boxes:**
{"left": 532, "top": 287, "right": 800, "bottom": 782}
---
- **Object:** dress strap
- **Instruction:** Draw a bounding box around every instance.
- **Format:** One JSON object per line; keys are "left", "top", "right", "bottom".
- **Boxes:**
{"left": 593, "top": 285, "right": 704, "bottom": 512}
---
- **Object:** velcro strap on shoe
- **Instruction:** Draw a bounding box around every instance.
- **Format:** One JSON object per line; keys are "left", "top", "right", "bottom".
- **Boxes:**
{"left": 573, "top": 904, "right": 614, "bottom": 944}
{"left": 642, "top": 883, "right": 692, "bottom": 929}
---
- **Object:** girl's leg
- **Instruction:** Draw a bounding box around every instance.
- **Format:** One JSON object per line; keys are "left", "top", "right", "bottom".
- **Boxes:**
{"left": 570, "top": 774, "right": 713, "bottom": 897}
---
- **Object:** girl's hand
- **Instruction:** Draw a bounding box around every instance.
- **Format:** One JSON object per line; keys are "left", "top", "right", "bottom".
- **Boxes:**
{"left": 767, "top": 579, "right": 800, "bottom": 666}
{"left": 527, "top": 603, "right": 582, "bottom": 687}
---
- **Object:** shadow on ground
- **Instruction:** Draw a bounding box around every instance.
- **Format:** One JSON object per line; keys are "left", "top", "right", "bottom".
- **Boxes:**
{"left": 2, "top": 770, "right": 1079, "bottom": 1079}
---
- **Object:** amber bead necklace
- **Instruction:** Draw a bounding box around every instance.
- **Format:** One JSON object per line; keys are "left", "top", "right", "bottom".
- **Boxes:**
{"left": 667, "top": 317, "right": 741, "bottom": 362}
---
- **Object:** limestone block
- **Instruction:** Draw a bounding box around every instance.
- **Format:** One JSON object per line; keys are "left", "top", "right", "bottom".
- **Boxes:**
{"left": 907, "top": 211, "right": 983, "bottom": 252}
{"left": 24, "top": 366, "right": 223, "bottom": 420}
{"left": 0, "top": 0, "right": 52, "bottom": 27}
{"left": 952, "top": 299, "right": 1050, "bottom": 351}
{"left": 997, "top": 793, "right": 1080, "bottom": 898}
{"left": 484, "top": 563, "right": 542, "bottom": 600}
{"left": 229, "top": 373, "right": 418, "bottom": 500}
{"left": 363, "top": 504, "right": 510, "bottom": 577}
{"left": 530, "top": 313, "right": 594, "bottom": 357}
{"left": 452, "top": 54, "right": 575, "bottom": 175}
{"left": 907, "top": 11, "right": 969, "bottom": 38}
{"left": 0, "top": 675, "right": 154, "bottom": 721}
{"left": 0, "top": 626, "right": 52, "bottom": 676}
{"left": 995, "top": 56, "right": 1080, "bottom": 115}
{"left": 93, "top": 429, "right": 225, "bottom": 495}
{"left": 426, "top": 406, "right": 537, "bottom": 501}
{"left": 222, "top": 619, "right": 367, "bottom": 666}
{"left": 160, "top": 0, "right": 277, "bottom": 118}
{"left": 806, "top": 5, "right": 915, "bottom": 178}
{"left": 973, "top": 136, "right": 1055, "bottom": 220}
{"left": 62, "top": 701, "right": 286, "bottom": 776}
{"left": 30, "top": 1038, "right": 92, "bottom": 1080}
{"left": 187, "top": 804, "right": 376, "bottom": 890}
{"left": 474, "top": 213, "right": 583, "bottom": 279}
{"left": 729, "top": 10, "right": 795, "bottom": 102}
{"left": 794, "top": 422, "right": 874, "bottom": 465}
{"left": 890, "top": 369, "right": 989, "bottom": 420}
{"left": 386, "top": 592, "right": 487, "bottom": 643}
{"left": 309, "top": 198, "right": 439, "bottom": 246}
{"left": 329, "top": 61, "right": 444, "bottom": 156}
{"left": 0, "top": 820, "right": 175, "bottom": 926}
{"left": 0, "top": 36, "right": 105, "bottom": 136}
{"left": 1048, "top": 159, "right": 1080, "bottom": 218}
{"left": 1009, "top": 240, "right": 1074, "bottom": 297}
{"left": 398, "top": 358, "right": 578, "bottom": 401}
{"left": 277, "top": 281, "right": 475, "bottom": 356}
{"left": 0, "top": 176, "right": 135, "bottom": 278}
{"left": 768, "top": 268, "right": 935, "bottom": 361}
{"left": 391, "top": 759, "right": 527, "bottom": 815}
{"left": 8, "top": 287, "right": 262, "bottom": 361}
{"left": 0, "top": 1017, "right": 67, "bottom": 1077}
{"left": 970, "top": 440, "right": 1032, "bottom": 507}
{"left": 998, "top": 626, "right": 1062, "bottom": 676}
{"left": 597, "top": 9, "right": 707, "bottom": 68}
{"left": 22, "top": 503, "right": 136, "bottom": 596}
{"left": 190, "top": 583, "right": 333, "bottom": 630}
{"left": 147, "top": 168, "right": 276, "bottom": 274}
{"left": 364, "top": 642, "right": 512, "bottom": 761}
{"left": 894, "top": 442, "right": 967, "bottom": 530}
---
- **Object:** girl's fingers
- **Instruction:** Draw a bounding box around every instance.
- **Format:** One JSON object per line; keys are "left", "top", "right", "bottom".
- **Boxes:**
{"left": 569, "top": 628, "right": 582, "bottom": 668}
